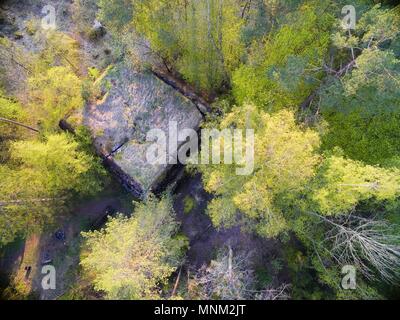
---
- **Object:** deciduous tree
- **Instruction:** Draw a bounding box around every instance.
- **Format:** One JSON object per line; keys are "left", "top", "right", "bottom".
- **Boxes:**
{"left": 80, "top": 195, "right": 188, "bottom": 299}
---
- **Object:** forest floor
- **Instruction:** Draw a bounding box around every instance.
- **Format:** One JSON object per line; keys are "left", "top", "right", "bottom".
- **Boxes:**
{"left": 172, "top": 173, "right": 290, "bottom": 296}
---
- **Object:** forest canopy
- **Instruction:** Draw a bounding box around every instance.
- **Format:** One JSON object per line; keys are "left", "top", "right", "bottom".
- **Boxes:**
{"left": 0, "top": 0, "right": 399, "bottom": 301}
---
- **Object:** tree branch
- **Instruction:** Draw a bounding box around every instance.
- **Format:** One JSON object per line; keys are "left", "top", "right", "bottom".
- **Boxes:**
{"left": 0, "top": 117, "right": 39, "bottom": 133}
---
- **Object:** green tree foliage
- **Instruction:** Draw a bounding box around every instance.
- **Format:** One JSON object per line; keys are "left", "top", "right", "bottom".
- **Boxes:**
{"left": 28, "top": 66, "right": 84, "bottom": 131}
{"left": 320, "top": 49, "right": 400, "bottom": 165}
{"left": 73, "top": 0, "right": 100, "bottom": 36}
{"left": 0, "top": 133, "right": 105, "bottom": 245}
{"left": 289, "top": 3, "right": 400, "bottom": 298}
{"left": 11, "top": 134, "right": 102, "bottom": 195}
{"left": 175, "top": 0, "right": 244, "bottom": 91}
{"left": 99, "top": 0, "right": 244, "bottom": 92}
{"left": 332, "top": 4, "right": 400, "bottom": 51}
{"left": 241, "top": 0, "right": 304, "bottom": 45}
{"left": 35, "top": 32, "right": 81, "bottom": 74}
{"left": 0, "top": 91, "right": 29, "bottom": 161}
{"left": 97, "top": 0, "right": 133, "bottom": 35}
{"left": 0, "top": 25, "right": 103, "bottom": 247}
{"left": 319, "top": 4, "right": 400, "bottom": 165}
{"left": 232, "top": 3, "right": 333, "bottom": 111}
{"left": 80, "top": 195, "right": 187, "bottom": 299}
{"left": 0, "top": 0, "right": 399, "bottom": 300}
{"left": 200, "top": 103, "right": 400, "bottom": 241}
{"left": 283, "top": 241, "right": 384, "bottom": 300}
{"left": 199, "top": 105, "right": 321, "bottom": 237}
{"left": 310, "top": 153, "right": 400, "bottom": 215}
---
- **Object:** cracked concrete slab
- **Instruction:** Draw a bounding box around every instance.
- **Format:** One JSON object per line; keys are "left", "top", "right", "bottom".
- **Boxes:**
{"left": 82, "top": 63, "right": 203, "bottom": 197}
